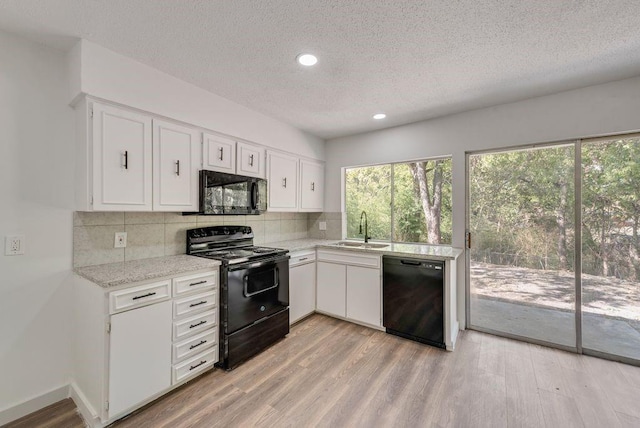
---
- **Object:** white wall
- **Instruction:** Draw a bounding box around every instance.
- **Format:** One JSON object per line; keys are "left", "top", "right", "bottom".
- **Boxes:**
{"left": 0, "top": 30, "right": 75, "bottom": 421}
{"left": 325, "top": 75, "right": 640, "bottom": 328}
{"left": 69, "top": 40, "right": 325, "bottom": 160}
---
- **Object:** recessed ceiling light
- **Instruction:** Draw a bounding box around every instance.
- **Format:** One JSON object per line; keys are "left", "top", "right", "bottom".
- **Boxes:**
{"left": 373, "top": 113, "right": 386, "bottom": 120}
{"left": 296, "top": 53, "right": 318, "bottom": 66}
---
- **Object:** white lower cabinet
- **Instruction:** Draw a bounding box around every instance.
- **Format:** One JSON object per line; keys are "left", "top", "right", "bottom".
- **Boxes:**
{"left": 316, "top": 262, "right": 346, "bottom": 317}
{"left": 289, "top": 250, "right": 317, "bottom": 324}
{"left": 346, "top": 266, "right": 381, "bottom": 326}
{"left": 108, "top": 300, "right": 172, "bottom": 417}
{"left": 73, "top": 267, "right": 219, "bottom": 427}
{"left": 170, "top": 269, "right": 218, "bottom": 386}
{"left": 316, "top": 250, "right": 382, "bottom": 327}
{"left": 172, "top": 348, "right": 217, "bottom": 384}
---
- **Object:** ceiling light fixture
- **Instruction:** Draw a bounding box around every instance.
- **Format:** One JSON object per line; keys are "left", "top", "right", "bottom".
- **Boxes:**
{"left": 296, "top": 53, "right": 318, "bottom": 66}
{"left": 373, "top": 113, "right": 386, "bottom": 120}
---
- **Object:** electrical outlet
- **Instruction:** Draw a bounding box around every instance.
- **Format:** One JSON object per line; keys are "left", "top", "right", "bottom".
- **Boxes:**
{"left": 5, "top": 235, "right": 25, "bottom": 256}
{"left": 319, "top": 221, "right": 327, "bottom": 231}
{"left": 114, "top": 232, "right": 127, "bottom": 248}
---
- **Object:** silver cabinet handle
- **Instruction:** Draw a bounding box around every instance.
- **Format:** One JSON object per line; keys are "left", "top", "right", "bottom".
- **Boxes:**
{"left": 218, "top": 147, "right": 223, "bottom": 161}
{"left": 175, "top": 160, "right": 180, "bottom": 176}
{"left": 282, "top": 177, "right": 287, "bottom": 188}
{"left": 122, "top": 151, "right": 128, "bottom": 169}
{"left": 311, "top": 182, "right": 315, "bottom": 191}
{"left": 249, "top": 154, "right": 254, "bottom": 167}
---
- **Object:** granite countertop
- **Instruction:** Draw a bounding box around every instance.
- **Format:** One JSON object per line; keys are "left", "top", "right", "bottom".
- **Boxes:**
{"left": 263, "top": 238, "right": 340, "bottom": 252}
{"left": 265, "top": 238, "right": 463, "bottom": 261}
{"left": 74, "top": 255, "right": 221, "bottom": 288}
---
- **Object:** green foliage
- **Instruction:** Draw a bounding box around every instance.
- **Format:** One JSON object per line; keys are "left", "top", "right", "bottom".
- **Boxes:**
{"left": 345, "top": 159, "right": 452, "bottom": 244}
{"left": 470, "top": 138, "right": 640, "bottom": 280}
{"left": 393, "top": 161, "right": 452, "bottom": 243}
{"left": 345, "top": 165, "right": 391, "bottom": 240}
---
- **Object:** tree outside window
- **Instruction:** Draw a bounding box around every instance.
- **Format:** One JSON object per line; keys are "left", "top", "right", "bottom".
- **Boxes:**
{"left": 345, "top": 158, "right": 452, "bottom": 244}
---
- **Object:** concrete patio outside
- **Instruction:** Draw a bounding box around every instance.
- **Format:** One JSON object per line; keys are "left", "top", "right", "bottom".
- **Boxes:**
{"left": 470, "top": 262, "right": 640, "bottom": 362}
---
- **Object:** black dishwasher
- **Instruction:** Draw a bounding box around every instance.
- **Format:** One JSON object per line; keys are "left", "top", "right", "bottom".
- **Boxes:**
{"left": 383, "top": 256, "right": 445, "bottom": 349}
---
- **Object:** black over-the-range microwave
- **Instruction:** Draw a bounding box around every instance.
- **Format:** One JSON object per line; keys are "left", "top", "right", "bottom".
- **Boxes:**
{"left": 196, "top": 170, "right": 267, "bottom": 215}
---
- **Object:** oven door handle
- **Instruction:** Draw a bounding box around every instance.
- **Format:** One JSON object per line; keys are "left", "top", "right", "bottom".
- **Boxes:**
{"left": 228, "top": 255, "right": 289, "bottom": 271}
{"left": 243, "top": 267, "right": 279, "bottom": 297}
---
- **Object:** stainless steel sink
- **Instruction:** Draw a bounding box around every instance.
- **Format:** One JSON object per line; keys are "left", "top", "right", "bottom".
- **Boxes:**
{"left": 333, "top": 241, "right": 389, "bottom": 249}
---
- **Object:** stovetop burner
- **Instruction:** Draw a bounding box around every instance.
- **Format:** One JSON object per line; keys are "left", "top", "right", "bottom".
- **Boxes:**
{"left": 186, "top": 226, "right": 288, "bottom": 265}
{"left": 198, "top": 247, "right": 282, "bottom": 260}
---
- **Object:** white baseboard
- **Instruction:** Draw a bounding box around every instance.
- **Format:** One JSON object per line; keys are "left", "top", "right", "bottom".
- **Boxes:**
{"left": 69, "top": 382, "right": 102, "bottom": 428}
{"left": 0, "top": 384, "right": 69, "bottom": 426}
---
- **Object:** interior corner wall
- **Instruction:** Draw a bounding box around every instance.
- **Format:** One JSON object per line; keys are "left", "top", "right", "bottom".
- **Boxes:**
{"left": 72, "top": 39, "right": 325, "bottom": 160}
{"left": 324, "top": 74, "right": 640, "bottom": 329}
{"left": 0, "top": 30, "right": 75, "bottom": 421}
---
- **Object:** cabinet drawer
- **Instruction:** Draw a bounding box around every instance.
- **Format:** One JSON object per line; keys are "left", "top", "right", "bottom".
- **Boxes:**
{"left": 109, "top": 280, "right": 171, "bottom": 314}
{"left": 316, "top": 250, "right": 380, "bottom": 268}
{"left": 173, "top": 272, "right": 217, "bottom": 296}
{"left": 289, "top": 250, "right": 316, "bottom": 267}
{"left": 172, "top": 348, "right": 217, "bottom": 385}
{"left": 173, "top": 290, "right": 217, "bottom": 319}
{"left": 173, "top": 328, "right": 217, "bottom": 363}
{"left": 173, "top": 309, "right": 217, "bottom": 341}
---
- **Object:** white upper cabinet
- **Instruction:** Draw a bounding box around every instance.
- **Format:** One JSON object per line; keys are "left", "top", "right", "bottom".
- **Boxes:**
{"left": 92, "top": 102, "right": 153, "bottom": 211}
{"left": 203, "top": 133, "right": 235, "bottom": 173}
{"left": 267, "top": 151, "right": 299, "bottom": 211}
{"left": 299, "top": 160, "right": 324, "bottom": 212}
{"left": 237, "top": 142, "right": 265, "bottom": 178}
{"left": 152, "top": 119, "right": 200, "bottom": 211}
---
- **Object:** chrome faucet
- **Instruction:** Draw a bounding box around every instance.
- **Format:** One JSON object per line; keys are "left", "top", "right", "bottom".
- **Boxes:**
{"left": 359, "top": 211, "right": 371, "bottom": 243}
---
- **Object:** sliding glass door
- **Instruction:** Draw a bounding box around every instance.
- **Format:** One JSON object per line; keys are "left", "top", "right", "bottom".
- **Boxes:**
{"left": 468, "top": 136, "right": 640, "bottom": 363}
{"left": 581, "top": 137, "right": 640, "bottom": 362}
{"left": 468, "top": 145, "right": 576, "bottom": 348}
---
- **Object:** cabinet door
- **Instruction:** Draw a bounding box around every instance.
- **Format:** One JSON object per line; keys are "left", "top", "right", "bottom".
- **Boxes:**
{"left": 346, "top": 266, "right": 381, "bottom": 326}
{"left": 299, "top": 160, "right": 324, "bottom": 211}
{"left": 267, "top": 151, "right": 298, "bottom": 211}
{"left": 203, "top": 133, "right": 235, "bottom": 173}
{"left": 153, "top": 120, "right": 200, "bottom": 211}
{"left": 108, "top": 300, "right": 172, "bottom": 418}
{"left": 316, "top": 262, "right": 346, "bottom": 317}
{"left": 290, "top": 262, "right": 316, "bottom": 324}
{"left": 92, "top": 103, "right": 152, "bottom": 211}
{"left": 237, "top": 142, "right": 265, "bottom": 178}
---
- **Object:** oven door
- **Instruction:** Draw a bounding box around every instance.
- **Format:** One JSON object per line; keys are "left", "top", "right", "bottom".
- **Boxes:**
{"left": 226, "top": 256, "right": 289, "bottom": 333}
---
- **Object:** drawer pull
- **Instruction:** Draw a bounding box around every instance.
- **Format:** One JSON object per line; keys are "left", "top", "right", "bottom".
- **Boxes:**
{"left": 189, "top": 340, "right": 207, "bottom": 350}
{"left": 189, "top": 280, "right": 207, "bottom": 287}
{"left": 189, "top": 301, "right": 207, "bottom": 308}
{"left": 298, "top": 257, "right": 308, "bottom": 261}
{"left": 189, "top": 320, "right": 207, "bottom": 329}
{"left": 190, "top": 360, "right": 207, "bottom": 371}
{"left": 132, "top": 292, "right": 156, "bottom": 301}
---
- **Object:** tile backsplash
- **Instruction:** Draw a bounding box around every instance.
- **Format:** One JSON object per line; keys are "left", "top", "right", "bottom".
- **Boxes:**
{"left": 73, "top": 211, "right": 313, "bottom": 268}
{"left": 308, "top": 212, "right": 343, "bottom": 240}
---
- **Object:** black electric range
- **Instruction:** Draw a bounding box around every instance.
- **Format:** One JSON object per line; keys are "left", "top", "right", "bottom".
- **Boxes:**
{"left": 186, "top": 226, "right": 290, "bottom": 370}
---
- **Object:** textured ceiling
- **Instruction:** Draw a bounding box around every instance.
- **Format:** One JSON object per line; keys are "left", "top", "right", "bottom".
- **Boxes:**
{"left": 1, "top": 1, "right": 640, "bottom": 139}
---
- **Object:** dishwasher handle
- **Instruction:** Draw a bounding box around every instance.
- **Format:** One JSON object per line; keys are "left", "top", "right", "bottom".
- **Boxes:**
{"left": 400, "top": 260, "right": 422, "bottom": 266}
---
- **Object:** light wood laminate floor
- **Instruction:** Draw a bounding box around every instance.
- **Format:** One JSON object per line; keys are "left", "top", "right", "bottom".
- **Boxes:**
{"left": 6, "top": 314, "right": 640, "bottom": 427}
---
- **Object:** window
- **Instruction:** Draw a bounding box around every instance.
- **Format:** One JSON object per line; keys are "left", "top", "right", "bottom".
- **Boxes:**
{"left": 344, "top": 158, "right": 452, "bottom": 244}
